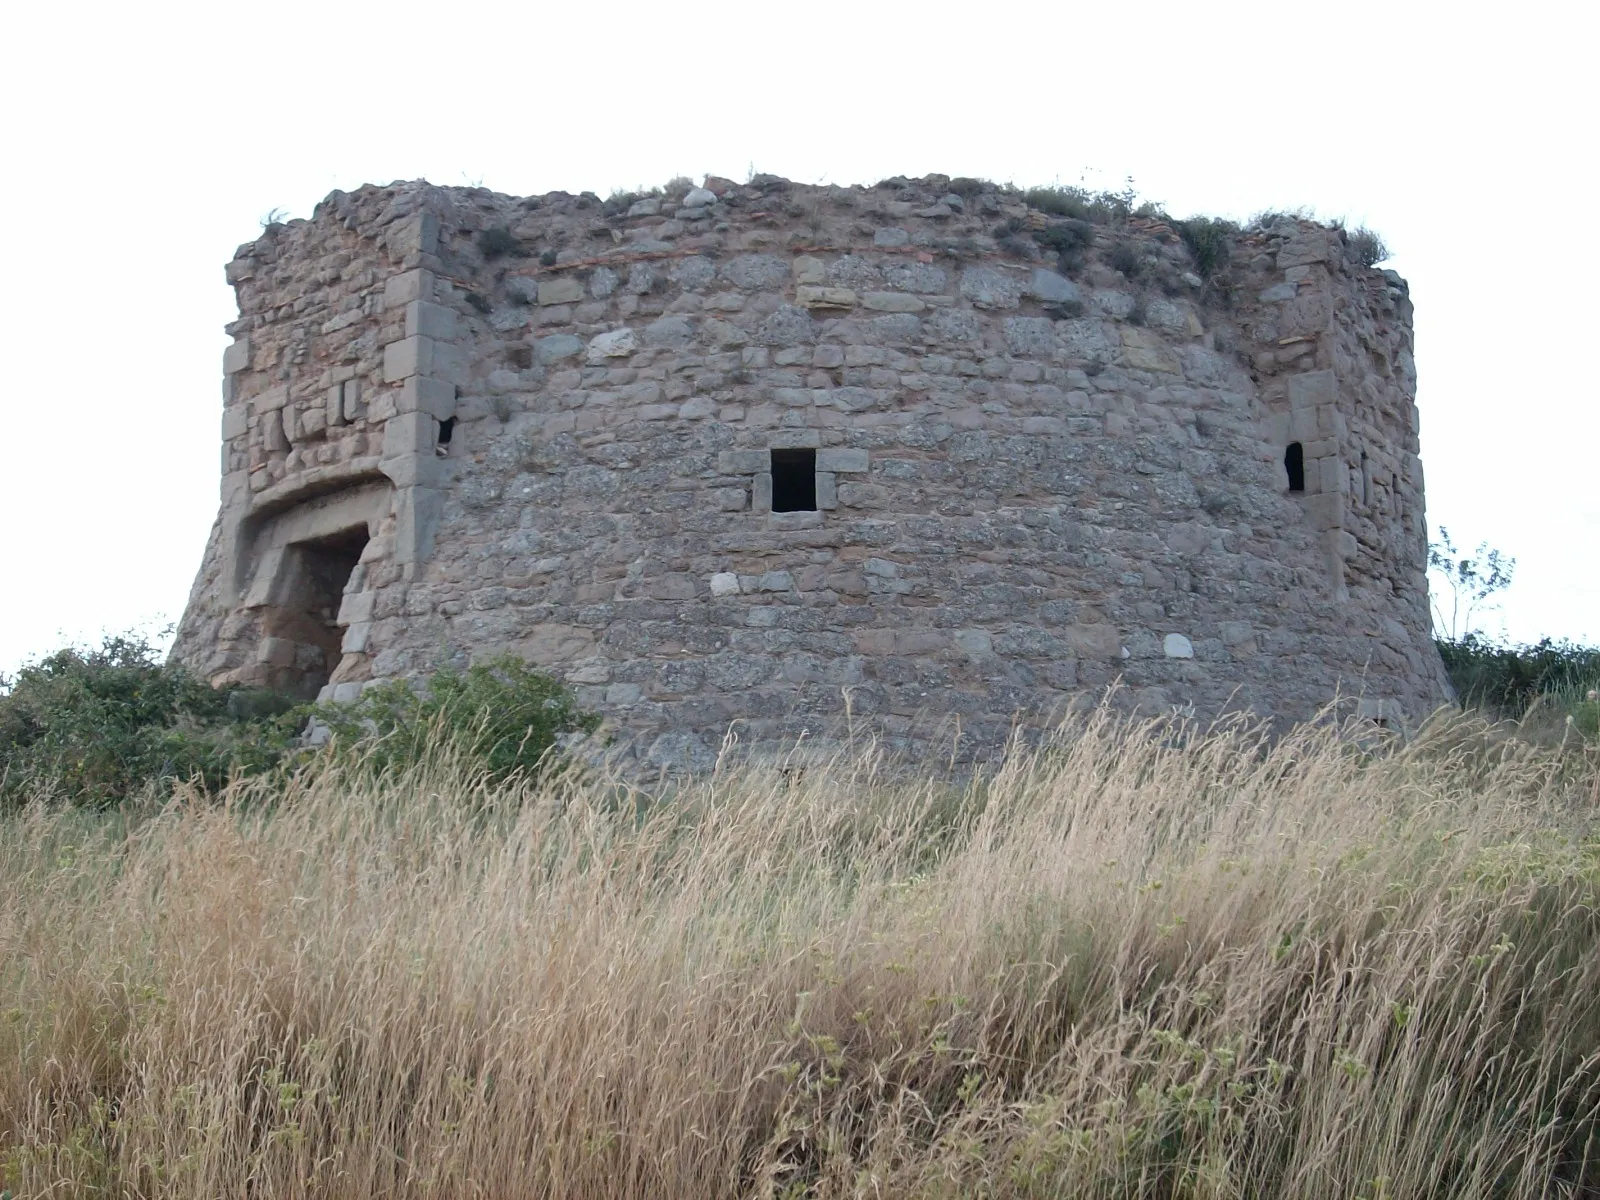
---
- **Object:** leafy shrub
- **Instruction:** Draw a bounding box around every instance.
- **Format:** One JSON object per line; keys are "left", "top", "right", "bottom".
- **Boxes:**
{"left": 1022, "top": 185, "right": 1131, "bottom": 224}
{"left": 1438, "top": 635, "right": 1600, "bottom": 724}
{"left": 476, "top": 226, "right": 524, "bottom": 261}
{"left": 1033, "top": 219, "right": 1093, "bottom": 255}
{"left": 944, "top": 177, "right": 992, "bottom": 198}
{"left": 1109, "top": 242, "right": 1142, "bottom": 278}
{"left": 317, "top": 655, "right": 599, "bottom": 782}
{"left": 0, "top": 635, "right": 295, "bottom": 808}
{"left": 1176, "top": 216, "right": 1236, "bottom": 277}
{"left": 1348, "top": 225, "right": 1390, "bottom": 267}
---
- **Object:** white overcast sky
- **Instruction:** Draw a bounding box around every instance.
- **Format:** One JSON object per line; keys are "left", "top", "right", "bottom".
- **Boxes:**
{"left": 1, "top": 0, "right": 1593, "bottom": 674}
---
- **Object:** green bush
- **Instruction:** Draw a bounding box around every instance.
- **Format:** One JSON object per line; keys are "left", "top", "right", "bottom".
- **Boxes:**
{"left": 0, "top": 636, "right": 295, "bottom": 808}
{"left": 1438, "top": 634, "right": 1600, "bottom": 730}
{"left": 1109, "top": 242, "right": 1142, "bottom": 278}
{"left": 476, "top": 226, "right": 524, "bottom": 261}
{"left": 1176, "top": 216, "right": 1236, "bottom": 277}
{"left": 1033, "top": 219, "right": 1093, "bottom": 256}
{"left": 1022, "top": 185, "right": 1130, "bottom": 224}
{"left": 1348, "top": 225, "right": 1389, "bottom": 267}
{"left": 316, "top": 655, "right": 600, "bottom": 782}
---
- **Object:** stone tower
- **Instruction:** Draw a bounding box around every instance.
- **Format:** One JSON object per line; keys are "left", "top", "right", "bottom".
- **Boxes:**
{"left": 172, "top": 175, "right": 1451, "bottom": 765}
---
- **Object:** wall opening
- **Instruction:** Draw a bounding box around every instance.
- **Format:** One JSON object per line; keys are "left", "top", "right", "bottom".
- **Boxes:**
{"left": 266, "top": 528, "right": 369, "bottom": 697}
{"left": 1285, "top": 442, "right": 1306, "bottom": 493}
{"left": 771, "top": 448, "right": 817, "bottom": 512}
{"left": 437, "top": 417, "right": 456, "bottom": 453}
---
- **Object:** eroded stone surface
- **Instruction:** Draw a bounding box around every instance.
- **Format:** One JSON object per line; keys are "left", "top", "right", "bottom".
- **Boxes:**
{"left": 173, "top": 175, "right": 1449, "bottom": 756}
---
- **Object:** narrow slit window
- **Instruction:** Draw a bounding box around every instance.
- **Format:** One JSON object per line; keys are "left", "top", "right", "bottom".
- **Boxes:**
{"left": 1285, "top": 442, "right": 1306, "bottom": 493}
{"left": 771, "top": 448, "right": 817, "bottom": 512}
{"left": 438, "top": 417, "right": 456, "bottom": 445}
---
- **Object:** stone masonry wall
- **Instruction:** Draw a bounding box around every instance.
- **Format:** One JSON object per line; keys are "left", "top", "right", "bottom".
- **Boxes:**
{"left": 172, "top": 174, "right": 1452, "bottom": 765}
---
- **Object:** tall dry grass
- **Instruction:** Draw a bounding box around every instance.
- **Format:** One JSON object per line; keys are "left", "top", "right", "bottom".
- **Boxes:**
{"left": 2, "top": 711, "right": 1599, "bottom": 1198}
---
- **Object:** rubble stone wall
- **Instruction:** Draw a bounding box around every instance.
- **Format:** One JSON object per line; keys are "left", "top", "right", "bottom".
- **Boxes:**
{"left": 172, "top": 174, "right": 1451, "bottom": 764}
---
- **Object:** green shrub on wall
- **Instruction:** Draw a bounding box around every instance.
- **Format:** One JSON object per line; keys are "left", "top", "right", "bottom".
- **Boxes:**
{"left": 1, "top": 638, "right": 600, "bottom": 807}
{"left": 315, "top": 654, "right": 601, "bottom": 783}
{"left": 0, "top": 635, "right": 295, "bottom": 808}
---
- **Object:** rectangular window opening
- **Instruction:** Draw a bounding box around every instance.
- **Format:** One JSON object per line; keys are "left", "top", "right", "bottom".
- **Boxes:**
{"left": 771, "top": 448, "right": 817, "bottom": 512}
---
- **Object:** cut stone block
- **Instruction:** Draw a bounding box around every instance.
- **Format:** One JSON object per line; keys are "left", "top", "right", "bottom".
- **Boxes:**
{"left": 796, "top": 286, "right": 857, "bottom": 309}
{"left": 538, "top": 277, "right": 586, "bottom": 306}
{"left": 222, "top": 338, "right": 251, "bottom": 374}
{"left": 383, "top": 411, "right": 437, "bottom": 457}
{"left": 816, "top": 448, "right": 868, "bottom": 473}
{"left": 383, "top": 268, "right": 435, "bottom": 310}
{"left": 718, "top": 449, "right": 768, "bottom": 474}
{"left": 394, "top": 376, "right": 457, "bottom": 420}
{"left": 862, "top": 292, "right": 924, "bottom": 313}
{"left": 405, "top": 300, "right": 456, "bottom": 340}
{"left": 1287, "top": 369, "right": 1335, "bottom": 410}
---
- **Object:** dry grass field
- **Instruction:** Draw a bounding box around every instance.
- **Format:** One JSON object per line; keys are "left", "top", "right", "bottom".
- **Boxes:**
{"left": 3, "top": 710, "right": 1599, "bottom": 1198}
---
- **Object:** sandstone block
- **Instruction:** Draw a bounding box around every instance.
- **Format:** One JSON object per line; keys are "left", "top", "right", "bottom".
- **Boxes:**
{"left": 536, "top": 334, "right": 584, "bottom": 364}
{"left": 718, "top": 449, "right": 769, "bottom": 474}
{"left": 1067, "top": 624, "right": 1121, "bottom": 659}
{"left": 379, "top": 454, "right": 443, "bottom": 489}
{"left": 337, "top": 590, "right": 376, "bottom": 625}
{"left": 383, "top": 412, "right": 436, "bottom": 457}
{"left": 792, "top": 256, "right": 826, "bottom": 285}
{"left": 222, "top": 338, "right": 251, "bottom": 375}
{"left": 752, "top": 472, "right": 773, "bottom": 512}
{"left": 394, "top": 486, "right": 442, "bottom": 565}
{"left": 769, "top": 511, "right": 823, "bottom": 530}
{"left": 264, "top": 411, "right": 290, "bottom": 451}
{"left": 770, "top": 428, "right": 822, "bottom": 449}
{"left": 383, "top": 337, "right": 466, "bottom": 385}
{"left": 862, "top": 292, "right": 924, "bottom": 313}
{"left": 955, "top": 628, "right": 993, "bottom": 658}
{"left": 395, "top": 376, "right": 456, "bottom": 420}
{"left": 796, "top": 286, "right": 858, "bottom": 309}
{"left": 341, "top": 380, "right": 364, "bottom": 423}
{"left": 1300, "top": 491, "right": 1343, "bottom": 531}
{"left": 405, "top": 300, "right": 456, "bottom": 340}
{"left": 816, "top": 448, "right": 868, "bottom": 473}
{"left": 1120, "top": 326, "right": 1181, "bottom": 374}
{"left": 837, "top": 482, "right": 888, "bottom": 508}
{"left": 538, "top": 277, "right": 586, "bottom": 306}
{"left": 389, "top": 212, "right": 439, "bottom": 259}
{"left": 1287, "top": 369, "right": 1335, "bottom": 410}
{"left": 384, "top": 268, "right": 435, "bottom": 309}
{"left": 586, "top": 328, "right": 637, "bottom": 361}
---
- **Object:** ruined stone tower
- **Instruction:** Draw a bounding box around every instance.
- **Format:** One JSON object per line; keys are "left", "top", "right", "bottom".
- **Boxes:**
{"left": 171, "top": 174, "right": 1452, "bottom": 765}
